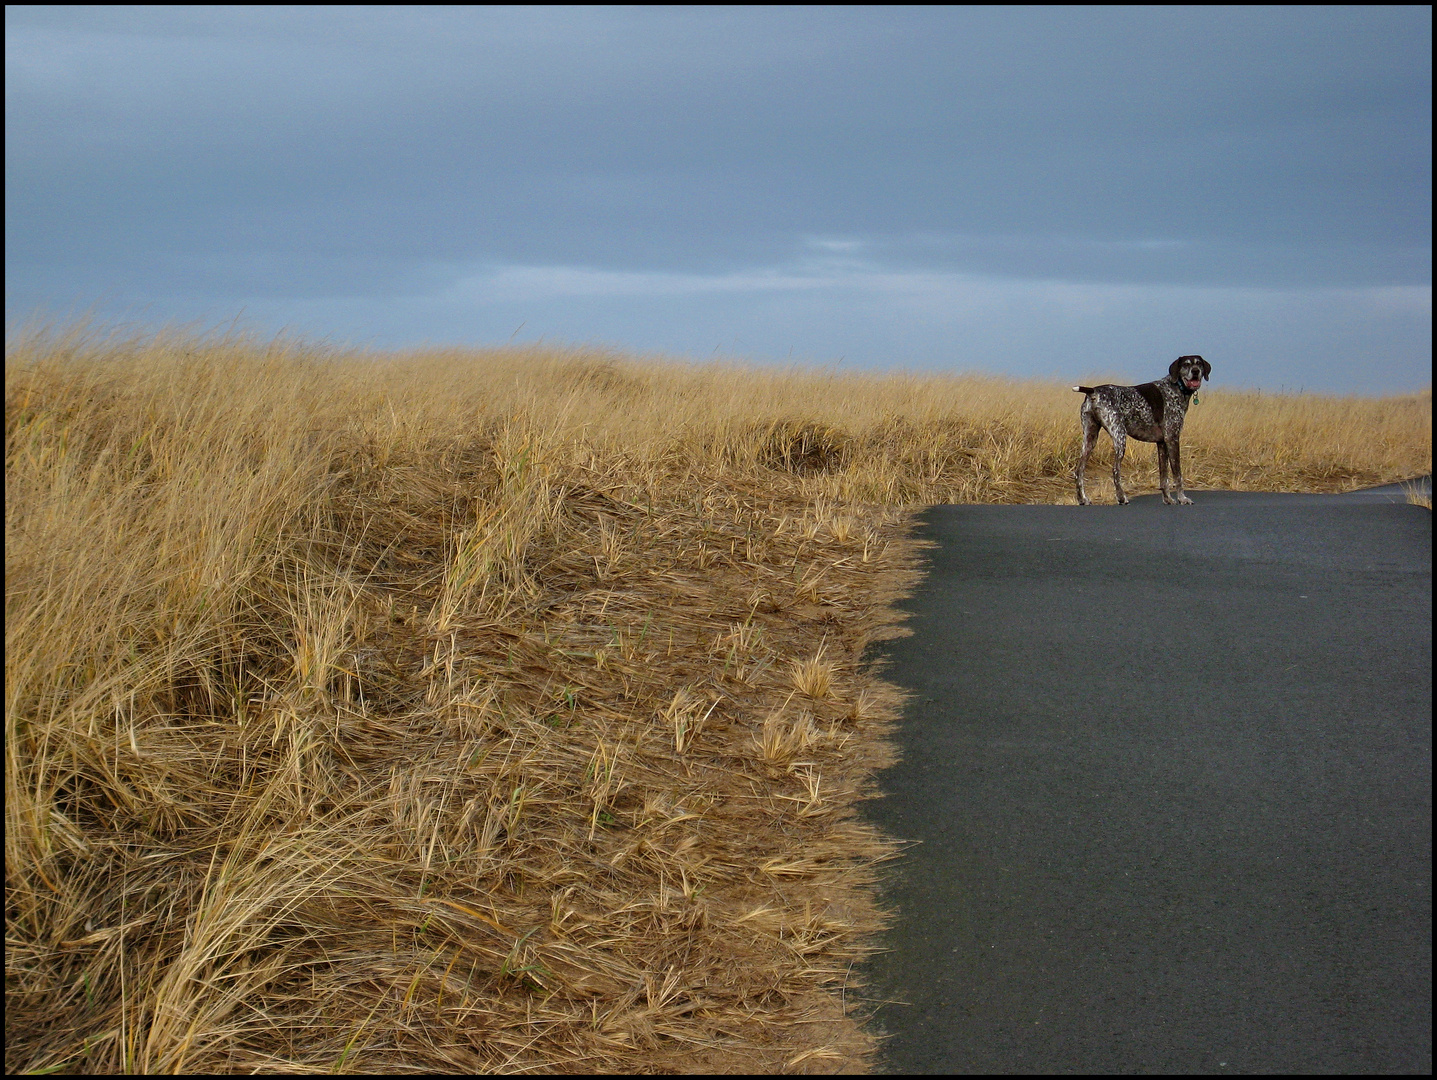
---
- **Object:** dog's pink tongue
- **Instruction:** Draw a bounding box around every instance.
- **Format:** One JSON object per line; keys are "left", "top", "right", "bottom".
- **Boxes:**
{"left": 1186, "top": 378, "right": 1201, "bottom": 389}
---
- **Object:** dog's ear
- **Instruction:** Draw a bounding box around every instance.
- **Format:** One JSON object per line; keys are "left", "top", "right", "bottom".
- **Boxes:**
{"left": 1199, "top": 358, "right": 1211, "bottom": 381}
{"left": 1169, "top": 357, "right": 1183, "bottom": 378}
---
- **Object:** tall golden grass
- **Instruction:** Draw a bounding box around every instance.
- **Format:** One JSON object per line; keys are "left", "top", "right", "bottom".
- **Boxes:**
{"left": 6, "top": 323, "right": 1430, "bottom": 1074}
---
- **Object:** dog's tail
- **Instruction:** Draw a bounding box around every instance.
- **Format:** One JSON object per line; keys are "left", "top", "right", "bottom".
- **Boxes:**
{"left": 1072, "top": 385, "right": 1095, "bottom": 394}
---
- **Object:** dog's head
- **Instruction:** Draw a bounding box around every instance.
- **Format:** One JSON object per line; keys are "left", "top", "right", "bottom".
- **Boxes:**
{"left": 1170, "top": 355, "right": 1210, "bottom": 391}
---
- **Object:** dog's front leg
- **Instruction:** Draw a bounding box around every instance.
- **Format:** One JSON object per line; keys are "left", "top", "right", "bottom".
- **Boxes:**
{"left": 1168, "top": 441, "right": 1192, "bottom": 504}
{"left": 1156, "top": 441, "right": 1173, "bottom": 505}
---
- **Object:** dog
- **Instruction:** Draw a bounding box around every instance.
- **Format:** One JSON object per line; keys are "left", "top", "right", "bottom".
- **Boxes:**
{"left": 1074, "top": 355, "right": 1210, "bottom": 505}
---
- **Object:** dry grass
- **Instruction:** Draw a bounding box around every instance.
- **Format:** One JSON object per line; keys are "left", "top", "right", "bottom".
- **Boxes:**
{"left": 6, "top": 322, "right": 1430, "bottom": 1074}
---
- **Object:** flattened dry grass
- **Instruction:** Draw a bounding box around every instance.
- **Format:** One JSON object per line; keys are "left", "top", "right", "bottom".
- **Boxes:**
{"left": 6, "top": 323, "right": 1430, "bottom": 1074}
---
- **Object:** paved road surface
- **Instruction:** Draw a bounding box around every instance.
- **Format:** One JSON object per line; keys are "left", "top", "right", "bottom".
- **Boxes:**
{"left": 861, "top": 483, "right": 1431, "bottom": 1074}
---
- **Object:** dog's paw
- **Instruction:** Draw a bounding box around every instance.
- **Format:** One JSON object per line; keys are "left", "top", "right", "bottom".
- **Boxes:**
{"left": 1177, "top": 494, "right": 1193, "bottom": 505}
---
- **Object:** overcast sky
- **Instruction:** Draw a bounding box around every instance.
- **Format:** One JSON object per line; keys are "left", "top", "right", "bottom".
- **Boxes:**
{"left": 6, "top": 5, "right": 1431, "bottom": 392}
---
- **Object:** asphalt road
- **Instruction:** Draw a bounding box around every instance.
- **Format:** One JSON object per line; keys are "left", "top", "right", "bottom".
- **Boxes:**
{"left": 861, "top": 482, "right": 1432, "bottom": 1074}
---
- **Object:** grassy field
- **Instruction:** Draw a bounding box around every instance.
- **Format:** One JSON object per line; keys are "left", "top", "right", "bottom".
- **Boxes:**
{"left": 6, "top": 324, "right": 1430, "bottom": 1074}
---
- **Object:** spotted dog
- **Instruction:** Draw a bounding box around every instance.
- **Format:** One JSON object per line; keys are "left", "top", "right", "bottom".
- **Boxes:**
{"left": 1074, "top": 355, "right": 1211, "bottom": 506}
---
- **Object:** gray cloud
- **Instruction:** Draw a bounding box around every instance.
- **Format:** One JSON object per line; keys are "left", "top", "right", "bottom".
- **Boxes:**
{"left": 6, "top": 5, "right": 1430, "bottom": 391}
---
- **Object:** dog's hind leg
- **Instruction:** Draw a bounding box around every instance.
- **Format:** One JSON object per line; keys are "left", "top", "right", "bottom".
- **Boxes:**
{"left": 1110, "top": 430, "right": 1129, "bottom": 505}
{"left": 1076, "top": 408, "right": 1101, "bottom": 505}
{"left": 1156, "top": 441, "right": 1173, "bottom": 505}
